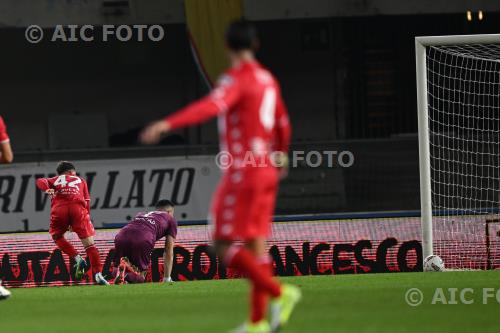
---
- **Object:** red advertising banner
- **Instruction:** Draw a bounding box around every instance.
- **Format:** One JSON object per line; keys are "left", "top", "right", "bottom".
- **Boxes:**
{"left": 0, "top": 217, "right": 498, "bottom": 288}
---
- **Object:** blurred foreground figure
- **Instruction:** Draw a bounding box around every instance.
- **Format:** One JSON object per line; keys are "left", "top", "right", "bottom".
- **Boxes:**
{"left": 36, "top": 161, "right": 109, "bottom": 285}
{"left": 0, "top": 280, "right": 11, "bottom": 300}
{"left": 113, "top": 200, "right": 177, "bottom": 285}
{"left": 0, "top": 116, "right": 13, "bottom": 163}
{"left": 141, "top": 20, "right": 299, "bottom": 333}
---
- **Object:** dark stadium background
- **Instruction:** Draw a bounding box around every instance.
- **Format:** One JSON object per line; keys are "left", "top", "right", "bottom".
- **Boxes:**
{"left": 2, "top": 2, "right": 499, "bottom": 219}
{"left": 0, "top": 3, "right": 499, "bottom": 333}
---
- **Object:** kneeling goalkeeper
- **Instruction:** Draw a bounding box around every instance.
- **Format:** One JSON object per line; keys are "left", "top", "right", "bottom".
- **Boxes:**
{"left": 113, "top": 200, "right": 177, "bottom": 284}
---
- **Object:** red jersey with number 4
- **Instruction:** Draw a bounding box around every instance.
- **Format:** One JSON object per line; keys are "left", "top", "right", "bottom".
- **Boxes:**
{"left": 164, "top": 60, "right": 291, "bottom": 240}
{"left": 165, "top": 60, "right": 291, "bottom": 172}
{"left": 36, "top": 175, "right": 90, "bottom": 210}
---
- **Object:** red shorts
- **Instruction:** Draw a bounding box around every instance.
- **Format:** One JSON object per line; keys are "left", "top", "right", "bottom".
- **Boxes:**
{"left": 50, "top": 204, "right": 95, "bottom": 239}
{"left": 211, "top": 169, "right": 278, "bottom": 241}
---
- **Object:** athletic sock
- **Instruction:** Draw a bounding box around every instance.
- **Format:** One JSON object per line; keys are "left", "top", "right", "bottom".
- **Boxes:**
{"left": 84, "top": 244, "right": 102, "bottom": 275}
{"left": 54, "top": 237, "right": 78, "bottom": 258}
{"left": 251, "top": 257, "right": 273, "bottom": 323}
{"left": 226, "top": 246, "right": 281, "bottom": 298}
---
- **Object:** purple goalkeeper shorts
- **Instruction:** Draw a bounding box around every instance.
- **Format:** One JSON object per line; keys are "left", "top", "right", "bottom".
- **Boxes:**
{"left": 114, "top": 230, "right": 154, "bottom": 272}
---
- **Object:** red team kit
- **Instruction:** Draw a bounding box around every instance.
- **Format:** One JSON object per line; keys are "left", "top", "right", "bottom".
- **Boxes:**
{"left": 166, "top": 60, "right": 291, "bottom": 242}
{"left": 36, "top": 175, "right": 94, "bottom": 240}
{"left": 35, "top": 169, "right": 108, "bottom": 285}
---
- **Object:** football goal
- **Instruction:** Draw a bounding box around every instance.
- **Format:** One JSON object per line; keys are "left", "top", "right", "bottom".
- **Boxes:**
{"left": 416, "top": 34, "right": 500, "bottom": 270}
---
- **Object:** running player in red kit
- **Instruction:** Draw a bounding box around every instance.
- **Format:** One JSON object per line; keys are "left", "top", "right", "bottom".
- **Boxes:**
{"left": 141, "top": 21, "right": 299, "bottom": 333}
{"left": 0, "top": 116, "right": 14, "bottom": 163}
{"left": 36, "top": 161, "right": 109, "bottom": 285}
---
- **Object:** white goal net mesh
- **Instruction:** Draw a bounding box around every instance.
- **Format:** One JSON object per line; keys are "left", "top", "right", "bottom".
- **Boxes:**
{"left": 426, "top": 43, "right": 500, "bottom": 270}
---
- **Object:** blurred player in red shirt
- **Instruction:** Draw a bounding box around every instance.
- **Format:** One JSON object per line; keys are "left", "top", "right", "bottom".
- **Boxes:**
{"left": 36, "top": 161, "right": 109, "bottom": 285}
{"left": 0, "top": 116, "right": 13, "bottom": 163}
{"left": 141, "top": 21, "right": 299, "bottom": 333}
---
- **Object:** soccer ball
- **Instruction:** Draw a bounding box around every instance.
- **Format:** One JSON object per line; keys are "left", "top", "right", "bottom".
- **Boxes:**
{"left": 423, "top": 255, "right": 445, "bottom": 272}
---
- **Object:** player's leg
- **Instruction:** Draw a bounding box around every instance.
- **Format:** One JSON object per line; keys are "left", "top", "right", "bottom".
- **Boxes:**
{"left": 246, "top": 239, "right": 273, "bottom": 324}
{"left": 113, "top": 233, "right": 148, "bottom": 284}
{"left": 80, "top": 236, "right": 108, "bottom": 285}
{"left": 52, "top": 233, "right": 78, "bottom": 258}
{"left": 70, "top": 205, "right": 108, "bottom": 285}
{"left": 238, "top": 239, "right": 301, "bottom": 333}
{"left": 52, "top": 233, "right": 88, "bottom": 280}
{"left": 113, "top": 234, "right": 129, "bottom": 284}
{"left": 228, "top": 240, "right": 301, "bottom": 333}
{"left": 122, "top": 240, "right": 150, "bottom": 284}
{"left": 227, "top": 178, "right": 300, "bottom": 333}
{"left": 50, "top": 207, "right": 86, "bottom": 278}
{"left": 215, "top": 240, "right": 269, "bottom": 333}
{"left": 122, "top": 264, "right": 146, "bottom": 284}
{"left": 257, "top": 185, "right": 301, "bottom": 333}
{"left": 248, "top": 188, "right": 280, "bottom": 329}
{"left": 219, "top": 238, "right": 279, "bottom": 333}
{"left": 224, "top": 239, "right": 281, "bottom": 301}
{"left": 214, "top": 181, "right": 279, "bottom": 333}
{"left": 113, "top": 257, "right": 145, "bottom": 284}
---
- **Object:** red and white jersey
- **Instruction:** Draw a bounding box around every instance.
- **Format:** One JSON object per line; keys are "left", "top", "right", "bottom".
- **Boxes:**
{"left": 0, "top": 116, "right": 10, "bottom": 144}
{"left": 165, "top": 60, "right": 291, "bottom": 172}
{"left": 36, "top": 175, "right": 91, "bottom": 210}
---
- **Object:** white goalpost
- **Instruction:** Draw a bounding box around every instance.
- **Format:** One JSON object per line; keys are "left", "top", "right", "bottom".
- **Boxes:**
{"left": 416, "top": 34, "right": 500, "bottom": 270}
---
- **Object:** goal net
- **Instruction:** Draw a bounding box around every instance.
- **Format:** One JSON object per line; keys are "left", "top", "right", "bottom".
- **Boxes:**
{"left": 416, "top": 35, "right": 500, "bottom": 270}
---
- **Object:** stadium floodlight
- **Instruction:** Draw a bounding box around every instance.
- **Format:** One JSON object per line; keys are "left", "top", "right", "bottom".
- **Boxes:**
{"left": 416, "top": 34, "right": 500, "bottom": 270}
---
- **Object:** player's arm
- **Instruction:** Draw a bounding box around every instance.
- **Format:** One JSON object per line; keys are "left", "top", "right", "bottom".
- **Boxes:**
{"left": 273, "top": 89, "right": 292, "bottom": 178}
{"left": 141, "top": 74, "right": 240, "bottom": 144}
{"left": 0, "top": 141, "right": 13, "bottom": 164}
{"left": 35, "top": 177, "right": 56, "bottom": 197}
{"left": 82, "top": 179, "right": 91, "bottom": 213}
{"left": 162, "top": 235, "right": 175, "bottom": 283}
{"left": 0, "top": 118, "right": 13, "bottom": 164}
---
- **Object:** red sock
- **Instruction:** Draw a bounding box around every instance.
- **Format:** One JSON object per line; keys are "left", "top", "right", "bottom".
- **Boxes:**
{"left": 227, "top": 246, "right": 281, "bottom": 298}
{"left": 54, "top": 237, "right": 78, "bottom": 258}
{"left": 85, "top": 244, "right": 102, "bottom": 275}
{"left": 251, "top": 257, "right": 274, "bottom": 323}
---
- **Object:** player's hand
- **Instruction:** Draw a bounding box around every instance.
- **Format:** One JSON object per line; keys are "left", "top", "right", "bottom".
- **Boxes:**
{"left": 272, "top": 151, "right": 289, "bottom": 180}
{"left": 140, "top": 120, "right": 171, "bottom": 145}
{"left": 163, "top": 276, "right": 174, "bottom": 283}
{"left": 278, "top": 165, "right": 289, "bottom": 180}
{"left": 45, "top": 189, "right": 55, "bottom": 198}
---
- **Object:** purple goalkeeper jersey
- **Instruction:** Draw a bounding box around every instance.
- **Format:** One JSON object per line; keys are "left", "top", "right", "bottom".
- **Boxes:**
{"left": 114, "top": 211, "right": 177, "bottom": 271}
{"left": 123, "top": 211, "right": 178, "bottom": 244}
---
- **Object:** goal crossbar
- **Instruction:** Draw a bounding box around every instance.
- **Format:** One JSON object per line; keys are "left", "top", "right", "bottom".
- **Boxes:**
{"left": 416, "top": 34, "right": 500, "bottom": 47}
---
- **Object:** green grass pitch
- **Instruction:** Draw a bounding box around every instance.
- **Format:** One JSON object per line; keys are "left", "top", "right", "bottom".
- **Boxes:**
{"left": 1, "top": 271, "right": 499, "bottom": 333}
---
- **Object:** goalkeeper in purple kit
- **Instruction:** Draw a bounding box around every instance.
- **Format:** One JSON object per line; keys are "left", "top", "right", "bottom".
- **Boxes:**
{"left": 113, "top": 200, "right": 177, "bottom": 284}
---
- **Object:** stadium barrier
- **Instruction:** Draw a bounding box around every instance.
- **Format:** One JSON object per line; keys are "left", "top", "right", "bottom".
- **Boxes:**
{"left": 1, "top": 215, "right": 498, "bottom": 288}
